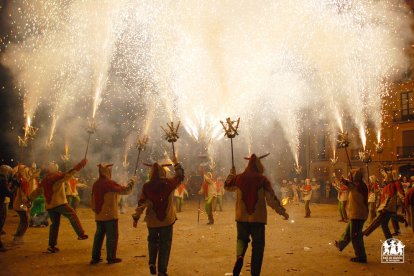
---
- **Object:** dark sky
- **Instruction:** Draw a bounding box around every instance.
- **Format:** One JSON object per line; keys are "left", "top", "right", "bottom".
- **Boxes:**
{"left": 0, "top": 0, "right": 23, "bottom": 165}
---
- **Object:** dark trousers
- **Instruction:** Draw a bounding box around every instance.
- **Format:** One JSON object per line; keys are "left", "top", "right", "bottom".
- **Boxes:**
{"left": 236, "top": 222, "right": 265, "bottom": 276}
{"left": 15, "top": 211, "right": 29, "bottom": 237}
{"left": 337, "top": 219, "right": 366, "bottom": 259}
{"left": 304, "top": 200, "right": 311, "bottom": 217}
{"left": 380, "top": 211, "right": 394, "bottom": 240}
{"left": 148, "top": 225, "right": 173, "bottom": 273}
{"left": 92, "top": 219, "right": 119, "bottom": 261}
{"left": 0, "top": 203, "right": 7, "bottom": 249}
{"left": 48, "top": 204, "right": 85, "bottom": 247}
{"left": 0, "top": 203, "right": 7, "bottom": 231}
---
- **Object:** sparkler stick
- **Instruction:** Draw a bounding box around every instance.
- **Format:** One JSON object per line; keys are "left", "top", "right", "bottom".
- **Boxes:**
{"left": 161, "top": 121, "right": 180, "bottom": 160}
{"left": 336, "top": 131, "right": 352, "bottom": 171}
{"left": 359, "top": 149, "right": 372, "bottom": 182}
{"left": 134, "top": 135, "right": 149, "bottom": 175}
{"left": 220, "top": 117, "right": 240, "bottom": 170}
{"left": 84, "top": 119, "right": 97, "bottom": 159}
{"left": 18, "top": 118, "right": 38, "bottom": 163}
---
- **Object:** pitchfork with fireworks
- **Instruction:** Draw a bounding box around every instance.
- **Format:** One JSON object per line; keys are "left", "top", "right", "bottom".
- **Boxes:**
{"left": 359, "top": 149, "right": 372, "bottom": 182}
{"left": 134, "top": 135, "right": 149, "bottom": 175}
{"left": 220, "top": 117, "right": 240, "bottom": 170}
{"left": 161, "top": 121, "right": 180, "bottom": 160}
{"left": 84, "top": 119, "right": 97, "bottom": 159}
{"left": 336, "top": 131, "right": 352, "bottom": 171}
{"left": 18, "top": 117, "right": 39, "bottom": 163}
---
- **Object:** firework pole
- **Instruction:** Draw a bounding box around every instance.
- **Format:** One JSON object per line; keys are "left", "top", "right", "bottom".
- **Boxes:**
{"left": 336, "top": 131, "right": 352, "bottom": 171}
{"left": 161, "top": 121, "right": 180, "bottom": 160}
{"left": 134, "top": 135, "right": 149, "bottom": 175}
{"left": 359, "top": 149, "right": 372, "bottom": 182}
{"left": 220, "top": 117, "right": 240, "bottom": 170}
{"left": 84, "top": 119, "right": 97, "bottom": 159}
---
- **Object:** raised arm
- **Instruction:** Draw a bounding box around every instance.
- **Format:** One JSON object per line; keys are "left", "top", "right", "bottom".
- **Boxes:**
{"left": 106, "top": 177, "right": 136, "bottom": 195}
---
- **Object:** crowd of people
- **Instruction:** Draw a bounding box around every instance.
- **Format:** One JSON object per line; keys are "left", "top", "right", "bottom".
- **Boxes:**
{"left": 0, "top": 154, "right": 414, "bottom": 275}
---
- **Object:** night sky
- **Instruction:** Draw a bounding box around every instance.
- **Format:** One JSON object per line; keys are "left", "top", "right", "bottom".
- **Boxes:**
{"left": 0, "top": 0, "right": 23, "bottom": 165}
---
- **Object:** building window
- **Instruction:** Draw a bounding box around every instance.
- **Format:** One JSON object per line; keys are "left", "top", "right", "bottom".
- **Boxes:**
{"left": 401, "top": 91, "right": 414, "bottom": 121}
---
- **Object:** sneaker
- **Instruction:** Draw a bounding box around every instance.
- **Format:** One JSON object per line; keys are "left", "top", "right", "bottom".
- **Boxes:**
{"left": 149, "top": 264, "right": 157, "bottom": 275}
{"left": 350, "top": 257, "right": 367, "bottom": 263}
{"left": 108, "top": 258, "right": 122, "bottom": 264}
{"left": 391, "top": 231, "right": 401, "bottom": 236}
{"left": 90, "top": 258, "right": 103, "bottom": 265}
{"left": 47, "top": 246, "right": 60, "bottom": 253}
{"left": 158, "top": 272, "right": 168, "bottom": 276}
{"left": 233, "top": 257, "right": 244, "bottom": 276}
{"left": 78, "top": 234, "right": 88, "bottom": 240}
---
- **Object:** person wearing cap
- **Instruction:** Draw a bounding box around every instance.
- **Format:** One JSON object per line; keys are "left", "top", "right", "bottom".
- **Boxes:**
{"left": 0, "top": 165, "right": 14, "bottom": 251}
{"left": 334, "top": 169, "right": 368, "bottom": 263}
{"left": 132, "top": 160, "right": 184, "bottom": 276}
{"left": 225, "top": 153, "right": 289, "bottom": 276}
{"left": 29, "top": 159, "right": 88, "bottom": 253}
{"left": 198, "top": 172, "right": 217, "bottom": 224}
{"left": 90, "top": 163, "right": 136, "bottom": 265}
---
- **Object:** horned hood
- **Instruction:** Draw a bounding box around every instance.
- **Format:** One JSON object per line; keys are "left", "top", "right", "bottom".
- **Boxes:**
{"left": 98, "top": 163, "right": 113, "bottom": 179}
{"left": 244, "top": 153, "right": 270, "bottom": 174}
{"left": 148, "top": 163, "right": 167, "bottom": 181}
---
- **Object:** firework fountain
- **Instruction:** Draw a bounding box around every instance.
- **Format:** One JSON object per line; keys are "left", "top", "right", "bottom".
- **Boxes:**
{"left": 162, "top": 121, "right": 180, "bottom": 160}
{"left": 0, "top": 1, "right": 412, "bottom": 172}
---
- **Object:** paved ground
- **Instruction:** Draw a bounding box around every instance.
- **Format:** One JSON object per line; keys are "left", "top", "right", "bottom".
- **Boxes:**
{"left": 0, "top": 200, "right": 413, "bottom": 275}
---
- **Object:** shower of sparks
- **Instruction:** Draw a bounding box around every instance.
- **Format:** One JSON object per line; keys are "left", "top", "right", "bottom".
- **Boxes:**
{"left": 359, "top": 125, "right": 367, "bottom": 150}
{"left": 0, "top": 0, "right": 412, "bottom": 166}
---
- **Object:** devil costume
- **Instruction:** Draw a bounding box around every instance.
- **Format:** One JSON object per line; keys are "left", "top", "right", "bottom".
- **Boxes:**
{"left": 225, "top": 154, "right": 288, "bottom": 276}
{"left": 30, "top": 159, "right": 88, "bottom": 253}
{"left": 90, "top": 163, "right": 135, "bottom": 264}
{"left": 335, "top": 169, "right": 368, "bottom": 263}
{"left": 133, "top": 162, "right": 184, "bottom": 276}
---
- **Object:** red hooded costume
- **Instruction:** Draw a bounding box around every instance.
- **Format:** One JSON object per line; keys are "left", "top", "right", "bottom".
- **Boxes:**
{"left": 231, "top": 154, "right": 274, "bottom": 215}
{"left": 140, "top": 163, "right": 183, "bottom": 221}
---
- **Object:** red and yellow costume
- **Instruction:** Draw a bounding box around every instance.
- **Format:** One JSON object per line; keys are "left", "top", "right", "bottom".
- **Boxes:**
{"left": 30, "top": 159, "right": 88, "bottom": 253}
{"left": 225, "top": 154, "right": 288, "bottom": 276}
{"left": 90, "top": 163, "right": 135, "bottom": 264}
{"left": 133, "top": 162, "right": 184, "bottom": 275}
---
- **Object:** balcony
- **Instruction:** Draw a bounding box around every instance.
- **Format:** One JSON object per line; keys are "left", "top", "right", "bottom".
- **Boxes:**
{"left": 396, "top": 146, "right": 414, "bottom": 159}
{"left": 393, "top": 109, "right": 414, "bottom": 123}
